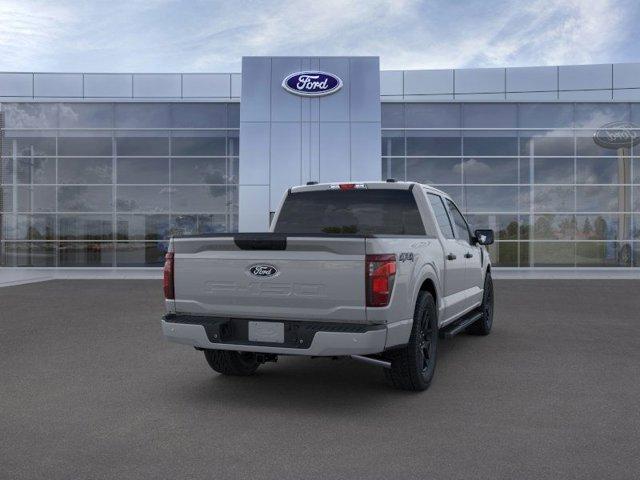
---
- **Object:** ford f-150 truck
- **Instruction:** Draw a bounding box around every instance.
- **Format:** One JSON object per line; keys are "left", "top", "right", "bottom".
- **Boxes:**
{"left": 162, "top": 181, "right": 494, "bottom": 391}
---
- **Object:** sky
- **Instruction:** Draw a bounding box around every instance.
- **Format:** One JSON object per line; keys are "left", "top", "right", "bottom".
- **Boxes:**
{"left": 0, "top": 0, "right": 638, "bottom": 73}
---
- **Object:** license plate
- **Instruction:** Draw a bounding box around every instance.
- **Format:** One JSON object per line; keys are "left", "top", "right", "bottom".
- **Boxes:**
{"left": 248, "top": 321, "right": 284, "bottom": 343}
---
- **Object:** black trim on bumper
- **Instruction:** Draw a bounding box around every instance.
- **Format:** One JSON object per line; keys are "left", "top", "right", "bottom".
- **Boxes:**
{"left": 163, "top": 314, "right": 384, "bottom": 349}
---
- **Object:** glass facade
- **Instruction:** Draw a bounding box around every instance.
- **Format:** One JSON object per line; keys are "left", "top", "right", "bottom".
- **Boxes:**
{"left": 382, "top": 103, "right": 640, "bottom": 268}
{"left": 1, "top": 100, "right": 639, "bottom": 269}
{"left": 0, "top": 102, "right": 239, "bottom": 267}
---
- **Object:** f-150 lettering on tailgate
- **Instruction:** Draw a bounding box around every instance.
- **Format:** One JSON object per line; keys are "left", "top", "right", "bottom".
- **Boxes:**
{"left": 204, "top": 281, "right": 327, "bottom": 298}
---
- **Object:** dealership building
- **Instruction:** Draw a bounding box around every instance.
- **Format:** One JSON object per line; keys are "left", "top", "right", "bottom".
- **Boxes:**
{"left": 1, "top": 57, "right": 639, "bottom": 271}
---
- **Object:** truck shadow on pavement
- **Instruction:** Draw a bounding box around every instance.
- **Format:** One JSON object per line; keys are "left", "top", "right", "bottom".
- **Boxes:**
{"left": 166, "top": 339, "right": 462, "bottom": 414}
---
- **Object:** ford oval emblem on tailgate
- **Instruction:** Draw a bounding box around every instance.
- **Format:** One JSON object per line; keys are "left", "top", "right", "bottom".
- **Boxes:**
{"left": 249, "top": 264, "right": 279, "bottom": 278}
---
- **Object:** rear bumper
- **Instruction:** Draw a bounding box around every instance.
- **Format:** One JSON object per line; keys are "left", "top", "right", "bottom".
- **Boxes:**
{"left": 161, "top": 314, "right": 389, "bottom": 356}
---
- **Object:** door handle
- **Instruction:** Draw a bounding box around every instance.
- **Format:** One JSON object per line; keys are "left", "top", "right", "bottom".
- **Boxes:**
{"left": 446, "top": 253, "right": 457, "bottom": 261}
{"left": 464, "top": 252, "right": 473, "bottom": 259}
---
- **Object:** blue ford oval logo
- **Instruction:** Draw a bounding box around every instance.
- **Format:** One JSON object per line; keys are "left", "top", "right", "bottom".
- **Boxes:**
{"left": 282, "top": 71, "right": 343, "bottom": 97}
{"left": 249, "top": 264, "right": 279, "bottom": 278}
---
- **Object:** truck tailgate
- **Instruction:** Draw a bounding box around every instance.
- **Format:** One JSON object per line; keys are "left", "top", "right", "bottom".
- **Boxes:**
{"left": 172, "top": 235, "right": 367, "bottom": 323}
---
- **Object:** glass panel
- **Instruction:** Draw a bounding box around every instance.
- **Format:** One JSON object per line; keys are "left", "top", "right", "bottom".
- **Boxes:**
{"left": 406, "top": 104, "right": 460, "bottom": 128}
{"left": 463, "top": 157, "right": 517, "bottom": 184}
{"left": 58, "top": 103, "right": 113, "bottom": 128}
{"left": 116, "top": 186, "right": 170, "bottom": 212}
{"left": 634, "top": 215, "right": 640, "bottom": 240}
{"left": 58, "top": 137, "right": 113, "bottom": 156}
{"left": 463, "top": 104, "right": 517, "bottom": 128}
{"left": 634, "top": 158, "right": 640, "bottom": 183}
{"left": 381, "top": 130, "right": 404, "bottom": 156}
{"left": 381, "top": 158, "right": 405, "bottom": 181}
{"left": 381, "top": 103, "right": 404, "bottom": 128}
{"left": 486, "top": 242, "right": 518, "bottom": 267}
{"left": 576, "top": 186, "right": 630, "bottom": 212}
{"left": 116, "top": 136, "right": 168, "bottom": 156}
{"left": 464, "top": 134, "right": 518, "bottom": 156}
{"left": 406, "top": 158, "right": 461, "bottom": 184}
{"left": 170, "top": 214, "right": 228, "bottom": 236}
{"left": 533, "top": 214, "right": 575, "bottom": 240}
{"left": 117, "top": 214, "right": 170, "bottom": 240}
{"left": 519, "top": 215, "right": 531, "bottom": 240}
{"left": 533, "top": 158, "right": 574, "bottom": 184}
{"left": 518, "top": 104, "right": 573, "bottom": 129}
{"left": 464, "top": 186, "right": 518, "bottom": 212}
{"left": 635, "top": 186, "right": 640, "bottom": 212}
{"left": 2, "top": 104, "right": 58, "bottom": 128}
{"left": 228, "top": 157, "right": 239, "bottom": 184}
{"left": 16, "top": 157, "right": 56, "bottom": 184}
{"left": 519, "top": 157, "right": 530, "bottom": 184}
{"left": 1, "top": 186, "right": 12, "bottom": 211}
{"left": 574, "top": 103, "right": 630, "bottom": 128}
{"left": 58, "top": 214, "right": 113, "bottom": 240}
{"left": 228, "top": 104, "right": 240, "bottom": 127}
{"left": 171, "top": 158, "right": 227, "bottom": 184}
{"left": 2, "top": 136, "right": 56, "bottom": 156}
{"left": 227, "top": 130, "right": 239, "bottom": 157}
{"left": 576, "top": 214, "right": 630, "bottom": 241}
{"left": 114, "top": 104, "right": 170, "bottom": 128}
{"left": 531, "top": 242, "right": 575, "bottom": 267}
{"left": 58, "top": 242, "right": 114, "bottom": 267}
{"left": 116, "top": 158, "right": 169, "bottom": 184}
{"left": 533, "top": 186, "right": 575, "bottom": 212}
{"left": 406, "top": 131, "right": 461, "bottom": 156}
{"left": 58, "top": 186, "right": 113, "bottom": 212}
{"left": 171, "top": 133, "right": 226, "bottom": 156}
{"left": 14, "top": 214, "right": 55, "bottom": 240}
{"left": 519, "top": 241, "right": 530, "bottom": 267}
{"left": 115, "top": 242, "right": 167, "bottom": 267}
{"left": 576, "top": 157, "right": 629, "bottom": 184}
{"left": 1, "top": 157, "right": 12, "bottom": 183}
{"left": 576, "top": 134, "right": 630, "bottom": 156}
{"left": 17, "top": 186, "right": 56, "bottom": 212}
{"left": 1, "top": 242, "right": 56, "bottom": 267}
{"left": 170, "top": 103, "right": 227, "bottom": 128}
{"left": 465, "top": 214, "right": 518, "bottom": 240}
{"left": 58, "top": 158, "right": 112, "bottom": 184}
{"left": 634, "top": 243, "right": 640, "bottom": 267}
{"left": 576, "top": 242, "right": 632, "bottom": 267}
{"left": 426, "top": 193, "right": 454, "bottom": 239}
{"left": 519, "top": 133, "right": 574, "bottom": 156}
{"left": 171, "top": 186, "right": 228, "bottom": 212}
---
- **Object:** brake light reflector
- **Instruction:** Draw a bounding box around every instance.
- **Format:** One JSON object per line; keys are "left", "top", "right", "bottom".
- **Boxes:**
{"left": 163, "top": 252, "right": 175, "bottom": 300}
{"left": 366, "top": 254, "right": 396, "bottom": 307}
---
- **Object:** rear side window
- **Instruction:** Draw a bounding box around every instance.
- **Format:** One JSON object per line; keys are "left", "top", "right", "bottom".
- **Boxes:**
{"left": 427, "top": 193, "right": 454, "bottom": 239}
{"left": 274, "top": 189, "right": 426, "bottom": 235}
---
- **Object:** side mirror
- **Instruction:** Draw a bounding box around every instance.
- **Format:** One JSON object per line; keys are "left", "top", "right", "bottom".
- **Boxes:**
{"left": 474, "top": 229, "right": 494, "bottom": 246}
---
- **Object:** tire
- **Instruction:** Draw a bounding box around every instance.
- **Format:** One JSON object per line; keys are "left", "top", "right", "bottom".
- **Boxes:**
{"left": 384, "top": 291, "right": 438, "bottom": 391}
{"left": 467, "top": 271, "right": 494, "bottom": 336}
{"left": 204, "top": 349, "right": 260, "bottom": 376}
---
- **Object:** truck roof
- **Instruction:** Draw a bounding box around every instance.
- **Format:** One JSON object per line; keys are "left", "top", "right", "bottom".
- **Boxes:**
{"left": 290, "top": 181, "right": 451, "bottom": 199}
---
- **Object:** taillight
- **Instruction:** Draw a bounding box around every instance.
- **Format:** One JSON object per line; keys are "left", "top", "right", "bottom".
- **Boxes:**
{"left": 163, "top": 252, "right": 175, "bottom": 300}
{"left": 366, "top": 254, "right": 396, "bottom": 307}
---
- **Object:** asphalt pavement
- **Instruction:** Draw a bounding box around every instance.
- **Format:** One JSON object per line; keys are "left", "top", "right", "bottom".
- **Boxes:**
{"left": 1, "top": 279, "right": 639, "bottom": 480}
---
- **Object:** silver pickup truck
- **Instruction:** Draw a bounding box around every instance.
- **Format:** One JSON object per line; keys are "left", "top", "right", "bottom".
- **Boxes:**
{"left": 162, "top": 181, "right": 494, "bottom": 391}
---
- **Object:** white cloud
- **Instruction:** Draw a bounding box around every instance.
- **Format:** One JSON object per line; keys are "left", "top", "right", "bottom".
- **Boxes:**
{"left": 0, "top": 0, "right": 635, "bottom": 72}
